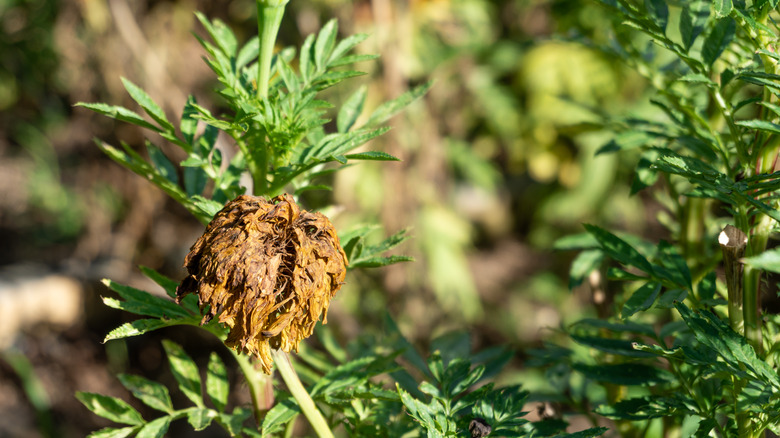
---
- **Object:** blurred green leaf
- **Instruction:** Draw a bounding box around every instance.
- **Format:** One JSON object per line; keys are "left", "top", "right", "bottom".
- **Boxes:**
{"left": 76, "top": 392, "right": 144, "bottom": 425}
{"left": 117, "top": 374, "right": 173, "bottom": 414}
{"left": 572, "top": 363, "right": 674, "bottom": 385}
{"left": 622, "top": 282, "right": 661, "bottom": 319}
{"left": 702, "top": 17, "right": 735, "bottom": 65}
{"left": 135, "top": 416, "right": 170, "bottom": 438}
{"left": 743, "top": 248, "right": 780, "bottom": 273}
{"left": 86, "top": 427, "right": 136, "bottom": 438}
{"left": 187, "top": 408, "right": 215, "bottom": 431}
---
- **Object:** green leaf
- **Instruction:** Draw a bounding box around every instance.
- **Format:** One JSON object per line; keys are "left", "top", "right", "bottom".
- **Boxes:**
{"left": 713, "top": 0, "right": 732, "bottom": 18}
{"left": 104, "top": 318, "right": 184, "bottom": 342}
{"left": 568, "top": 249, "right": 603, "bottom": 290}
{"left": 146, "top": 143, "right": 179, "bottom": 185}
{"left": 135, "top": 416, "right": 170, "bottom": 438}
{"left": 117, "top": 374, "right": 174, "bottom": 414}
{"left": 743, "top": 248, "right": 780, "bottom": 273}
{"left": 86, "top": 427, "right": 137, "bottom": 438}
{"left": 76, "top": 103, "right": 160, "bottom": 132}
{"left": 337, "top": 85, "right": 367, "bottom": 133}
{"left": 570, "top": 335, "right": 656, "bottom": 358}
{"left": 679, "top": 0, "right": 709, "bottom": 51}
{"left": 702, "top": 17, "right": 735, "bottom": 66}
{"left": 314, "top": 19, "right": 338, "bottom": 71}
{"left": 139, "top": 266, "right": 179, "bottom": 299}
{"left": 328, "top": 33, "right": 370, "bottom": 66}
{"left": 101, "top": 279, "right": 191, "bottom": 319}
{"left": 180, "top": 96, "right": 199, "bottom": 147}
{"left": 121, "top": 77, "right": 175, "bottom": 132}
{"left": 366, "top": 81, "right": 433, "bottom": 128}
{"left": 261, "top": 399, "right": 300, "bottom": 434}
{"left": 572, "top": 363, "right": 674, "bottom": 385}
{"left": 583, "top": 224, "right": 655, "bottom": 275}
{"left": 735, "top": 119, "right": 780, "bottom": 135}
{"left": 162, "top": 340, "right": 204, "bottom": 407}
{"left": 622, "top": 282, "right": 661, "bottom": 319}
{"left": 644, "top": 0, "right": 668, "bottom": 34}
{"left": 187, "top": 408, "right": 216, "bottom": 431}
{"left": 206, "top": 353, "right": 229, "bottom": 412}
{"left": 195, "top": 12, "right": 237, "bottom": 57}
{"left": 345, "top": 151, "right": 400, "bottom": 161}
{"left": 675, "top": 303, "right": 780, "bottom": 385}
{"left": 75, "top": 392, "right": 144, "bottom": 425}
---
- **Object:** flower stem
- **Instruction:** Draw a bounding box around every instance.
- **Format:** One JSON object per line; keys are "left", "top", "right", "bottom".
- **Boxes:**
{"left": 272, "top": 349, "right": 334, "bottom": 438}
{"left": 230, "top": 349, "right": 274, "bottom": 426}
{"left": 256, "top": 0, "right": 288, "bottom": 99}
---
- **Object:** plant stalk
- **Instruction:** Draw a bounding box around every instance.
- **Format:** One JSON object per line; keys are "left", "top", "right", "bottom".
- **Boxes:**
{"left": 272, "top": 349, "right": 334, "bottom": 437}
{"left": 230, "top": 349, "right": 274, "bottom": 425}
{"left": 256, "top": 0, "right": 288, "bottom": 99}
{"left": 719, "top": 225, "right": 747, "bottom": 332}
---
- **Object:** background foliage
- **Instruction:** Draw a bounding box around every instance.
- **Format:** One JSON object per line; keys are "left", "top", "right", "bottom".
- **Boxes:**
{"left": 0, "top": 0, "right": 681, "bottom": 436}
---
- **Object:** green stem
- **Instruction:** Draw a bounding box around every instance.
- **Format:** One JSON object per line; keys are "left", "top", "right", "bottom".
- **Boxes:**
{"left": 272, "top": 349, "right": 334, "bottom": 437}
{"left": 230, "top": 349, "right": 273, "bottom": 426}
{"left": 256, "top": 0, "right": 288, "bottom": 99}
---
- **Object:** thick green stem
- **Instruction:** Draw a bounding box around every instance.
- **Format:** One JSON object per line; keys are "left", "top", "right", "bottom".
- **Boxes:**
{"left": 272, "top": 349, "right": 334, "bottom": 437}
{"left": 256, "top": 1, "right": 288, "bottom": 99}
{"left": 230, "top": 349, "right": 274, "bottom": 425}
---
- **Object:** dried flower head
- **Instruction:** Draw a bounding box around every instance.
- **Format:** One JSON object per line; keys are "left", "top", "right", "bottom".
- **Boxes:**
{"left": 176, "top": 194, "right": 347, "bottom": 373}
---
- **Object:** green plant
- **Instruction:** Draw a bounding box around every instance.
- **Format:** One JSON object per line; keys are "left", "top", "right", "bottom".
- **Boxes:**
{"left": 543, "top": 0, "right": 780, "bottom": 436}
{"left": 73, "top": 2, "right": 604, "bottom": 437}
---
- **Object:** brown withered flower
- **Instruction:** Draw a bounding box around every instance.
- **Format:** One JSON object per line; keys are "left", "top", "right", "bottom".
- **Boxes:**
{"left": 176, "top": 194, "right": 347, "bottom": 373}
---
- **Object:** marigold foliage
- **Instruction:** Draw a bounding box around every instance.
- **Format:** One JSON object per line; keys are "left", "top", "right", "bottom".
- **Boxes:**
{"left": 177, "top": 194, "right": 348, "bottom": 373}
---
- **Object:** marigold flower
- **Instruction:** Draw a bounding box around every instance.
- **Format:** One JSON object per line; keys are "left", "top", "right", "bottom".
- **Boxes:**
{"left": 176, "top": 194, "right": 347, "bottom": 373}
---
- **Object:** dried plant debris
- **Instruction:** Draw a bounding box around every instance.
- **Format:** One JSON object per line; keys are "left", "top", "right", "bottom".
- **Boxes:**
{"left": 177, "top": 194, "right": 347, "bottom": 373}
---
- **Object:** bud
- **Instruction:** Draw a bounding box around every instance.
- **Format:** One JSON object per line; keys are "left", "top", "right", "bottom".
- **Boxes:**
{"left": 177, "top": 194, "right": 347, "bottom": 373}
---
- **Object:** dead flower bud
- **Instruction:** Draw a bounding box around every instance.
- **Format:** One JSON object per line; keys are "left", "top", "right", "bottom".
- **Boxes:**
{"left": 176, "top": 194, "right": 347, "bottom": 373}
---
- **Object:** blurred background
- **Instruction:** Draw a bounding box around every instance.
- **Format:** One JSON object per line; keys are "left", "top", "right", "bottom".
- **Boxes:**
{"left": 0, "top": 0, "right": 654, "bottom": 436}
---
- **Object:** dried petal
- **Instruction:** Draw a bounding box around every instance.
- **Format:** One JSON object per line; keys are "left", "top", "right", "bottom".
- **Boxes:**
{"left": 176, "top": 194, "right": 347, "bottom": 373}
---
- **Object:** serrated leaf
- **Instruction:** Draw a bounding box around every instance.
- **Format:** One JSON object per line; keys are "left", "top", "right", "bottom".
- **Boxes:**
{"left": 736, "top": 119, "right": 780, "bottom": 135}
{"left": 570, "top": 335, "right": 656, "bottom": 358}
{"left": 206, "top": 353, "right": 228, "bottom": 412}
{"left": 366, "top": 81, "right": 433, "bottom": 128}
{"left": 314, "top": 19, "right": 338, "bottom": 71}
{"left": 572, "top": 362, "right": 674, "bottom": 385}
{"left": 679, "top": 0, "right": 709, "bottom": 51}
{"left": 75, "top": 392, "right": 144, "bottom": 425}
{"left": 76, "top": 102, "right": 160, "bottom": 132}
{"left": 337, "top": 85, "right": 367, "bottom": 133}
{"left": 121, "top": 77, "right": 175, "bottom": 132}
{"left": 162, "top": 340, "right": 204, "bottom": 407}
{"left": 139, "top": 267, "right": 179, "bottom": 299}
{"left": 135, "top": 416, "right": 170, "bottom": 438}
{"left": 86, "top": 427, "right": 137, "bottom": 438}
{"left": 622, "top": 282, "right": 661, "bottom": 319}
{"left": 146, "top": 143, "right": 179, "bottom": 185}
{"left": 102, "top": 279, "right": 191, "bottom": 319}
{"left": 713, "top": 0, "right": 732, "bottom": 18}
{"left": 117, "top": 374, "right": 173, "bottom": 414}
{"left": 180, "top": 96, "right": 199, "bottom": 147}
{"left": 329, "top": 33, "right": 370, "bottom": 66}
{"left": 104, "top": 319, "right": 183, "bottom": 342}
{"left": 702, "top": 17, "right": 735, "bottom": 66}
{"left": 187, "top": 408, "right": 216, "bottom": 431}
{"left": 261, "top": 399, "right": 300, "bottom": 434}
{"left": 583, "top": 224, "right": 655, "bottom": 275}
{"left": 345, "top": 151, "right": 400, "bottom": 161}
